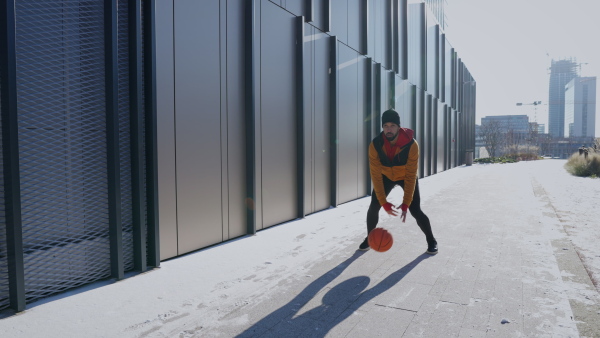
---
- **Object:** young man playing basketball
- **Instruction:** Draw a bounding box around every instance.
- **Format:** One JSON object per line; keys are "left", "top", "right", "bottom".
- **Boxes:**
{"left": 359, "top": 109, "right": 437, "bottom": 255}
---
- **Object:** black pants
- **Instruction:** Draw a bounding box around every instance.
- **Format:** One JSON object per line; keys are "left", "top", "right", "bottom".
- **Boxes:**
{"left": 366, "top": 176, "right": 436, "bottom": 245}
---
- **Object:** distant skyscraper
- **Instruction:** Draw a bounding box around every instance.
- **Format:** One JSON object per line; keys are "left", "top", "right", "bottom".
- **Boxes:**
{"left": 564, "top": 77, "right": 596, "bottom": 138}
{"left": 481, "top": 115, "right": 530, "bottom": 133}
{"left": 548, "top": 59, "right": 578, "bottom": 138}
{"left": 535, "top": 123, "right": 545, "bottom": 134}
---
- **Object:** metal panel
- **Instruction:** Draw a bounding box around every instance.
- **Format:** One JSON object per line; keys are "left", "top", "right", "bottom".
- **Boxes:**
{"left": 155, "top": 0, "right": 177, "bottom": 260}
{"left": 374, "top": 64, "right": 381, "bottom": 135}
{"left": 432, "top": 99, "right": 438, "bottom": 174}
{"left": 331, "top": 0, "right": 348, "bottom": 44}
{"left": 312, "top": 29, "right": 331, "bottom": 212}
{"left": 117, "top": 0, "right": 133, "bottom": 272}
{"left": 348, "top": 0, "right": 361, "bottom": 53}
{"left": 0, "top": 0, "right": 24, "bottom": 312}
{"left": 445, "top": 105, "right": 450, "bottom": 170}
{"left": 451, "top": 108, "right": 457, "bottom": 167}
{"left": 226, "top": 0, "right": 248, "bottom": 238}
{"left": 244, "top": 0, "right": 257, "bottom": 235}
{"left": 424, "top": 94, "right": 432, "bottom": 176}
{"left": 357, "top": 56, "right": 368, "bottom": 197}
{"left": 338, "top": 45, "right": 359, "bottom": 204}
{"left": 369, "top": 0, "right": 387, "bottom": 68}
{"left": 392, "top": 0, "right": 398, "bottom": 73}
{"left": 444, "top": 39, "right": 453, "bottom": 105}
{"left": 303, "top": 24, "right": 314, "bottom": 215}
{"left": 437, "top": 101, "right": 445, "bottom": 173}
{"left": 16, "top": 0, "right": 112, "bottom": 303}
{"left": 329, "top": 36, "right": 338, "bottom": 207}
{"left": 380, "top": 70, "right": 390, "bottom": 113}
{"left": 0, "top": 61, "right": 9, "bottom": 310}
{"left": 218, "top": 1, "right": 229, "bottom": 243}
{"left": 398, "top": 0, "right": 408, "bottom": 79}
{"left": 367, "top": 0, "right": 375, "bottom": 60}
{"left": 440, "top": 33, "right": 445, "bottom": 103}
{"left": 312, "top": 0, "right": 327, "bottom": 32}
{"left": 384, "top": 0, "right": 392, "bottom": 70}
{"left": 174, "top": 0, "right": 222, "bottom": 253}
{"left": 394, "top": 77, "right": 412, "bottom": 129}
{"left": 426, "top": 13, "right": 439, "bottom": 97}
{"left": 360, "top": 0, "right": 368, "bottom": 55}
{"left": 409, "top": 84, "right": 417, "bottom": 132}
{"left": 143, "top": 0, "right": 160, "bottom": 267}
{"left": 260, "top": 2, "right": 297, "bottom": 227}
{"left": 415, "top": 88, "right": 424, "bottom": 178}
{"left": 285, "top": 0, "right": 307, "bottom": 17}
{"left": 296, "top": 16, "right": 305, "bottom": 219}
{"left": 408, "top": 3, "right": 425, "bottom": 89}
{"left": 106, "top": 0, "right": 124, "bottom": 281}
{"left": 365, "top": 58, "right": 373, "bottom": 193}
{"left": 253, "top": 0, "right": 263, "bottom": 229}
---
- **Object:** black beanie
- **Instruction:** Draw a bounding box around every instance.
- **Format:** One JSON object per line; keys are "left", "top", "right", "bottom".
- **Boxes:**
{"left": 382, "top": 109, "right": 400, "bottom": 127}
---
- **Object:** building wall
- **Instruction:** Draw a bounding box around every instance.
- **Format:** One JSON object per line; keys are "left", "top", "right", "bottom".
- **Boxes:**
{"left": 548, "top": 59, "right": 578, "bottom": 138}
{"left": 565, "top": 77, "right": 597, "bottom": 138}
{"left": 153, "top": 0, "right": 476, "bottom": 260}
{"left": 0, "top": 0, "right": 476, "bottom": 312}
{"left": 0, "top": 0, "right": 159, "bottom": 312}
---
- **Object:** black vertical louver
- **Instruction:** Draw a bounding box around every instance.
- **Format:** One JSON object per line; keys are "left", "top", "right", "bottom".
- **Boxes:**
{"left": 118, "top": 0, "right": 134, "bottom": 272}
{"left": 0, "top": 0, "right": 153, "bottom": 311}
{"left": 0, "top": 67, "right": 9, "bottom": 310}
{"left": 15, "top": 0, "right": 111, "bottom": 303}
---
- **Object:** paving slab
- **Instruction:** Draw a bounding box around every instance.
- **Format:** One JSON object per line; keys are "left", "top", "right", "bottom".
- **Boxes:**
{"left": 1, "top": 161, "right": 597, "bottom": 337}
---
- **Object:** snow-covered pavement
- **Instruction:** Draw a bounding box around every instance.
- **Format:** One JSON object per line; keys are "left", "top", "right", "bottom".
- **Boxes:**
{"left": 0, "top": 160, "right": 599, "bottom": 337}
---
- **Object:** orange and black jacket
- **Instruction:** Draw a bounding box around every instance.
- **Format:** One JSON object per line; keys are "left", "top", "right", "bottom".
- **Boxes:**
{"left": 369, "top": 127, "right": 419, "bottom": 207}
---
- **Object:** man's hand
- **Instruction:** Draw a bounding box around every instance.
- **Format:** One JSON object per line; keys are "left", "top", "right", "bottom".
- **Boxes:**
{"left": 400, "top": 204, "right": 408, "bottom": 223}
{"left": 382, "top": 203, "right": 398, "bottom": 216}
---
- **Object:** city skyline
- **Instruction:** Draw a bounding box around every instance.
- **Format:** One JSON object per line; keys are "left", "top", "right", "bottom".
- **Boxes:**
{"left": 445, "top": 0, "right": 600, "bottom": 135}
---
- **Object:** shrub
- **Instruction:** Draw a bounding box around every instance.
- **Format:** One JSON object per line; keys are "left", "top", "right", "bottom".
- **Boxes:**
{"left": 564, "top": 152, "right": 600, "bottom": 177}
{"left": 503, "top": 145, "right": 540, "bottom": 162}
{"left": 474, "top": 156, "right": 516, "bottom": 164}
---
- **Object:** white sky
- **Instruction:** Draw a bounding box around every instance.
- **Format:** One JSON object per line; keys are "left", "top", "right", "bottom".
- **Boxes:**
{"left": 444, "top": 0, "right": 600, "bottom": 134}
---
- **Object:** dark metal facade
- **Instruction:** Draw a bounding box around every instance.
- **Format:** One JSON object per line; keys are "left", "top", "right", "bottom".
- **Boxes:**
{"left": 0, "top": 0, "right": 158, "bottom": 312}
{"left": 1, "top": 0, "right": 474, "bottom": 312}
{"left": 155, "top": 0, "right": 476, "bottom": 260}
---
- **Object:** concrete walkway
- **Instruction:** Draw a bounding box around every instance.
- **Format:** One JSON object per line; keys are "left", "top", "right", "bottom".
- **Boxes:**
{"left": 224, "top": 161, "right": 599, "bottom": 338}
{"left": 1, "top": 161, "right": 599, "bottom": 337}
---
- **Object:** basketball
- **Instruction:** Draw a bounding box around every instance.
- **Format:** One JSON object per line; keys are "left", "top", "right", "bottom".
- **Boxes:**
{"left": 368, "top": 228, "right": 393, "bottom": 252}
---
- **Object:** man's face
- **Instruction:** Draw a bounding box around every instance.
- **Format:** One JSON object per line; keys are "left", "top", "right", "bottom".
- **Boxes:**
{"left": 383, "top": 122, "right": 400, "bottom": 141}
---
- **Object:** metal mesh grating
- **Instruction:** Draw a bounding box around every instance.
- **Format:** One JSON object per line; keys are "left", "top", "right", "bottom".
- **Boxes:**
{"left": 15, "top": 1, "right": 111, "bottom": 303}
{"left": 141, "top": 0, "right": 148, "bottom": 262}
{"left": 118, "top": 0, "right": 134, "bottom": 272}
{"left": 0, "top": 67, "right": 10, "bottom": 310}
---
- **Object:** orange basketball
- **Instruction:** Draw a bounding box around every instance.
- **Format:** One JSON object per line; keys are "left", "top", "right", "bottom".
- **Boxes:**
{"left": 368, "top": 228, "right": 393, "bottom": 252}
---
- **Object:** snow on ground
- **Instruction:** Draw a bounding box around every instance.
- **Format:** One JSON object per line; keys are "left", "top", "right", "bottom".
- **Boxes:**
{"left": 531, "top": 159, "right": 600, "bottom": 290}
{"left": 0, "top": 159, "right": 597, "bottom": 337}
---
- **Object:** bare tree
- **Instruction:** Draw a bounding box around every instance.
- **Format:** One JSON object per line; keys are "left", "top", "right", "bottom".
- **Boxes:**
{"left": 527, "top": 122, "right": 539, "bottom": 154}
{"left": 539, "top": 134, "right": 552, "bottom": 156}
{"left": 479, "top": 120, "right": 503, "bottom": 158}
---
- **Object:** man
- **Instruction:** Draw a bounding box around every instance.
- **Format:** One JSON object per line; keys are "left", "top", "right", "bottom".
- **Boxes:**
{"left": 359, "top": 109, "right": 437, "bottom": 254}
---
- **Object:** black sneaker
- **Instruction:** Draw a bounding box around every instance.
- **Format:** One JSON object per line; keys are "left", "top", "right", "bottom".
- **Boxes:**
{"left": 358, "top": 237, "right": 370, "bottom": 251}
{"left": 426, "top": 242, "right": 438, "bottom": 255}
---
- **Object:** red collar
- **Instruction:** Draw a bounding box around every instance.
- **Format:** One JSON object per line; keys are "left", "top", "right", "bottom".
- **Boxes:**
{"left": 382, "top": 129, "right": 413, "bottom": 161}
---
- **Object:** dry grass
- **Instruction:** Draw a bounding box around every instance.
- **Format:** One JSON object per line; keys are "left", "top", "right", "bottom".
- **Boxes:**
{"left": 564, "top": 152, "right": 600, "bottom": 177}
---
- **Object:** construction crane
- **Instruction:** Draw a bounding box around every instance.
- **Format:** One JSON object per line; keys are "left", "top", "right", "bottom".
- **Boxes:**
{"left": 516, "top": 101, "right": 542, "bottom": 122}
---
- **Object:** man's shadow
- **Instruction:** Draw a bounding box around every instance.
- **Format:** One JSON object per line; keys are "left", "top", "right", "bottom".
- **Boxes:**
{"left": 237, "top": 252, "right": 431, "bottom": 337}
